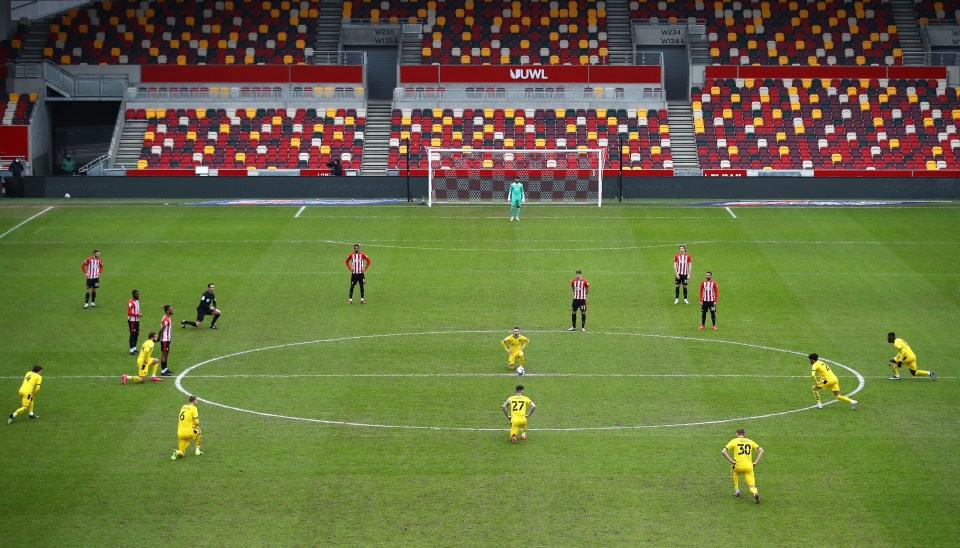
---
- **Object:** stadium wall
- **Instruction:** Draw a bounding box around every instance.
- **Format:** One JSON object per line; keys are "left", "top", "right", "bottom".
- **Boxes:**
{"left": 22, "top": 176, "right": 960, "bottom": 200}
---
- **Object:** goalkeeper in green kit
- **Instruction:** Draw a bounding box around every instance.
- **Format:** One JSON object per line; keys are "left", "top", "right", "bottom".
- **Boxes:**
{"left": 508, "top": 180, "right": 526, "bottom": 221}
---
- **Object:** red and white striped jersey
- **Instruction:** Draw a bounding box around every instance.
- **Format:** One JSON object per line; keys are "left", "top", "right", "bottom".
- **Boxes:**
{"left": 674, "top": 253, "right": 692, "bottom": 276}
{"left": 571, "top": 277, "right": 589, "bottom": 299}
{"left": 346, "top": 252, "right": 371, "bottom": 274}
{"left": 82, "top": 256, "right": 104, "bottom": 279}
{"left": 160, "top": 315, "right": 172, "bottom": 342}
{"left": 127, "top": 298, "right": 141, "bottom": 321}
{"left": 700, "top": 279, "right": 718, "bottom": 302}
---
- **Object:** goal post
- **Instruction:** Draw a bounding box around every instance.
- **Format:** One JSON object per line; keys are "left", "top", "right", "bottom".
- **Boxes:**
{"left": 427, "top": 148, "right": 604, "bottom": 207}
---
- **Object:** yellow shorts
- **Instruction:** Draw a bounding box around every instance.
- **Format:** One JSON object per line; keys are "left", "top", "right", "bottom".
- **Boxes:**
{"left": 511, "top": 416, "right": 528, "bottom": 429}
{"left": 178, "top": 428, "right": 200, "bottom": 442}
{"left": 508, "top": 351, "right": 524, "bottom": 366}
{"left": 901, "top": 358, "right": 918, "bottom": 371}
{"left": 733, "top": 464, "right": 756, "bottom": 486}
{"left": 18, "top": 390, "right": 33, "bottom": 407}
{"left": 817, "top": 378, "right": 840, "bottom": 392}
{"left": 138, "top": 362, "right": 149, "bottom": 376}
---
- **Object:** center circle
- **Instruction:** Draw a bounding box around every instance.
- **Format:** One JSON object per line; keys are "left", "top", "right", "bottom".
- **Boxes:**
{"left": 175, "top": 330, "right": 865, "bottom": 431}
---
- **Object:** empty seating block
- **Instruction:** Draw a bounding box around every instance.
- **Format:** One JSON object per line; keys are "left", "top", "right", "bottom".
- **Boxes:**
{"left": 346, "top": 0, "right": 608, "bottom": 65}
{"left": 387, "top": 106, "right": 672, "bottom": 171}
{"left": 0, "top": 93, "right": 38, "bottom": 125}
{"left": 127, "top": 106, "right": 365, "bottom": 170}
{"left": 46, "top": 0, "right": 318, "bottom": 65}
{"left": 632, "top": 0, "right": 901, "bottom": 65}
{"left": 915, "top": 0, "right": 960, "bottom": 25}
{"left": 693, "top": 78, "right": 960, "bottom": 170}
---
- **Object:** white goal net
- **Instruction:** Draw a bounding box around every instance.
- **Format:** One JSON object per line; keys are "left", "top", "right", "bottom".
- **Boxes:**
{"left": 427, "top": 148, "right": 604, "bottom": 207}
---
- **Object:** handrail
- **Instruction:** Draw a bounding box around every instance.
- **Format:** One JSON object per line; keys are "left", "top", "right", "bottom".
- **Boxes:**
{"left": 126, "top": 85, "right": 366, "bottom": 102}
{"left": 79, "top": 154, "right": 109, "bottom": 174}
{"left": 310, "top": 50, "right": 366, "bottom": 65}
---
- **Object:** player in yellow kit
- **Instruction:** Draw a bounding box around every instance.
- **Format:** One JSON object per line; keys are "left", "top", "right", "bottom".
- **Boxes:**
{"left": 8, "top": 365, "right": 43, "bottom": 423}
{"left": 123, "top": 332, "right": 162, "bottom": 385}
{"left": 809, "top": 353, "right": 858, "bottom": 410}
{"left": 722, "top": 428, "right": 764, "bottom": 503}
{"left": 171, "top": 395, "right": 203, "bottom": 460}
{"left": 887, "top": 332, "right": 935, "bottom": 380}
{"left": 502, "top": 385, "right": 536, "bottom": 444}
{"left": 500, "top": 326, "right": 529, "bottom": 370}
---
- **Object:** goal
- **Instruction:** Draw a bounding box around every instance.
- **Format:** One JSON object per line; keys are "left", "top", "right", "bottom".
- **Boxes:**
{"left": 426, "top": 148, "right": 604, "bottom": 207}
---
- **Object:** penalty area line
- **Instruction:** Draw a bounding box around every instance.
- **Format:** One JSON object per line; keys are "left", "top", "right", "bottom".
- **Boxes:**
{"left": 0, "top": 206, "right": 53, "bottom": 240}
{"left": 725, "top": 207, "right": 737, "bottom": 219}
{"left": 294, "top": 206, "right": 306, "bottom": 218}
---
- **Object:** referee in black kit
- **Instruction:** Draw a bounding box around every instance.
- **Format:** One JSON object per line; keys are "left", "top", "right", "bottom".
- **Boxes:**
{"left": 182, "top": 283, "right": 222, "bottom": 329}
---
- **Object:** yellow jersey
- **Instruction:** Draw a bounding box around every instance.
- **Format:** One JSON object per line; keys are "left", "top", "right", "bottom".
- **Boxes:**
{"left": 19, "top": 370, "right": 42, "bottom": 395}
{"left": 505, "top": 395, "right": 532, "bottom": 418}
{"left": 893, "top": 338, "right": 916, "bottom": 362}
{"left": 725, "top": 437, "right": 760, "bottom": 468}
{"left": 501, "top": 334, "right": 529, "bottom": 353}
{"left": 811, "top": 360, "right": 838, "bottom": 384}
{"left": 137, "top": 339, "right": 155, "bottom": 367}
{"left": 178, "top": 404, "right": 199, "bottom": 433}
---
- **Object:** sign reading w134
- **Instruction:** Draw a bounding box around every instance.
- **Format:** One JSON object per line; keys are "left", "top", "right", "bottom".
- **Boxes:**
{"left": 634, "top": 25, "right": 688, "bottom": 46}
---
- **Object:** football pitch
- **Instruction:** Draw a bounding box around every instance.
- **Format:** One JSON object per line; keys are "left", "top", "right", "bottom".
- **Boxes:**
{"left": 1, "top": 200, "right": 958, "bottom": 546}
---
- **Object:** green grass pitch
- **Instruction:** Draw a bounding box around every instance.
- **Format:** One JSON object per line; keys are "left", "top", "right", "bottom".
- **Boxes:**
{"left": 0, "top": 200, "right": 958, "bottom": 546}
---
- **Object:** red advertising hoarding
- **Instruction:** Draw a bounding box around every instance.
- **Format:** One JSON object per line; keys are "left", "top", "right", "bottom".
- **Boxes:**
{"left": 399, "top": 65, "right": 661, "bottom": 84}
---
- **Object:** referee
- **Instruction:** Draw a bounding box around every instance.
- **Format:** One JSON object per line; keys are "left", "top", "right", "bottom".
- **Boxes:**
{"left": 182, "top": 283, "right": 222, "bottom": 329}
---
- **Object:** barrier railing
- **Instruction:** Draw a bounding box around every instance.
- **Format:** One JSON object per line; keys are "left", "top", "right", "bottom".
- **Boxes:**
{"left": 393, "top": 85, "right": 665, "bottom": 103}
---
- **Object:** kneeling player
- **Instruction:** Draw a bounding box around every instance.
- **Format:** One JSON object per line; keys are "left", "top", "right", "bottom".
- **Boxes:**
{"left": 502, "top": 385, "right": 536, "bottom": 444}
{"left": 172, "top": 395, "right": 202, "bottom": 459}
{"left": 809, "top": 353, "right": 858, "bottom": 410}
{"left": 500, "top": 327, "right": 529, "bottom": 370}
{"left": 887, "top": 332, "right": 935, "bottom": 380}
{"left": 123, "top": 332, "right": 162, "bottom": 384}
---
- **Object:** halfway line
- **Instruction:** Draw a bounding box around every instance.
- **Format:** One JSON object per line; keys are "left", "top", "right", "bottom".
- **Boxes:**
{"left": 0, "top": 206, "right": 53, "bottom": 240}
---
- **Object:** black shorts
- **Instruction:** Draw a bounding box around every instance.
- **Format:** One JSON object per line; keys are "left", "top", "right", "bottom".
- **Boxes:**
{"left": 701, "top": 301, "right": 716, "bottom": 313}
{"left": 161, "top": 341, "right": 171, "bottom": 353}
{"left": 86, "top": 278, "right": 100, "bottom": 289}
{"left": 351, "top": 273, "right": 365, "bottom": 284}
{"left": 196, "top": 308, "right": 212, "bottom": 322}
{"left": 571, "top": 299, "right": 587, "bottom": 312}
{"left": 675, "top": 274, "right": 688, "bottom": 285}
{"left": 128, "top": 320, "right": 140, "bottom": 333}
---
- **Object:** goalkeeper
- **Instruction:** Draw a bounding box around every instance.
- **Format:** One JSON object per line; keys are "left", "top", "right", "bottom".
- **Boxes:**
{"left": 508, "top": 180, "right": 526, "bottom": 221}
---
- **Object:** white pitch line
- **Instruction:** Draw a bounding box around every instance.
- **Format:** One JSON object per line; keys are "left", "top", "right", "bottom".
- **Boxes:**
{"left": 2, "top": 373, "right": 939, "bottom": 381}
{"left": 0, "top": 206, "right": 53, "bottom": 240}
{"left": 294, "top": 206, "right": 305, "bottom": 218}
{"left": 725, "top": 207, "right": 737, "bottom": 219}
{"left": 167, "top": 329, "right": 868, "bottom": 431}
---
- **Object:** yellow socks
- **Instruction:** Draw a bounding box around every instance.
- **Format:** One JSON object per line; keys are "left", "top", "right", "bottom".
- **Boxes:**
{"left": 130, "top": 376, "right": 144, "bottom": 383}
{"left": 836, "top": 394, "right": 853, "bottom": 403}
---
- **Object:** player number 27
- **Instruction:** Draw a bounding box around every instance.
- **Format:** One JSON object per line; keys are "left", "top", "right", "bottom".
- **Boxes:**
{"left": 736, "top": 443, "right": 751, "bottom": 456}
{"left": 511, "top": 401, "right": 525, "bottom": 412}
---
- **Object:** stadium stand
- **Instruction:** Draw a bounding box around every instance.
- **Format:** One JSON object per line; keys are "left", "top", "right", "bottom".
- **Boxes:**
{"left": 693, "top": 78, "right": 960, "bottom": 170}
{"left": 388, "top": 106, "right": 672, "bottom": 172}
{"left": 125, "top": 106, "right": 364, "bottom": 169}
{"left": 345, "top": 0, "right": 609, "bottom": 65}
{"left": 45, "top": 0, "right": 318, "bottom": 65}
{"left": 632, "top": 0, "right": 902, "bottom": 65}
{"left": 0, "top": 93, "right": 38, "bottom": 126}
{"left": 916, "top": 0, "right": 960, "bottom": 24}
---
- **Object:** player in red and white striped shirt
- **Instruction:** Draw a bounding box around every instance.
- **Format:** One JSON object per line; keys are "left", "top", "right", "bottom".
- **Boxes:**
{"left": 674, "top": 245, "right": 692, "bottom": 304}
{"left": 128, "top": 289, "right": 142, "bottom": 354}
{"left": 159, "top": 304, "right": 175, "bottom": 376}
{"left": 345, "top": 244, "right": 371, "bottom": 304}
{"left": 81, "top": 249, "right": 104, "bottom": 309}
{"left": 699, "top": 271, "right": 718, "bottom": 330}
{"left": 568, "top": 270, "right": 590, "bottom": 332}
